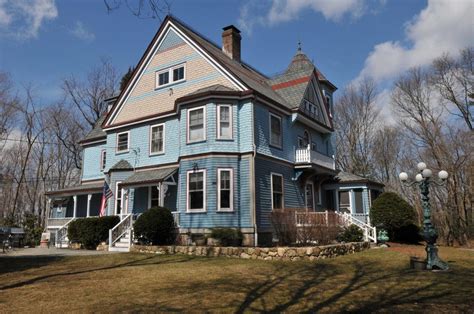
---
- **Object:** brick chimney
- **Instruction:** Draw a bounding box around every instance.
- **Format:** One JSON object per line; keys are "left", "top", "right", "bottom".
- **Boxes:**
{"left": 222, "top": 25, "right": 241, "bottom": 62}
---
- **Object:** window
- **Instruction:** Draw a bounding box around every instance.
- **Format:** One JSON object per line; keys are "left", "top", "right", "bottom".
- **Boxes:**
{"left": 187, "top": 106, "right": 206, "bottom": 143}
{"left": 116, "top": 132, "right": 129, "bottom": 153}
{"left": 217, "top": 105, "right": 232, "bottom": 139}
{"left": 303, "top": 130, "right": 310, "bottom": 148}
{"left": 271, "top": 173, "right": 284, "bottom": 210}
{"left": 150, "top": 124, "right": 165, "bottom": 155}
{"left": 354, "top": 189, "right": 364, "bottom": 214}
{"left": 305, "top": 183, "right": 315, "bottom": 211}
{"left": 149, "top": 186, "right": 159, "bottom": 208}
{"left": 115, "top": 182, "right": 122, "bottom": 215}
{"left": 155, "top": 63, "right": 186, "bottom": 88}
{"left": 338, "top": 190, "right": 350, "bottom": 214}
{"left": 269, "top": 113, "right": 282, "bottom": 148}
{"left": 218, "top": 169, "right": 233, "bottom": 211}
{"left": 100, "top": 150, "right": 106, "bottom": 171}
{"left": 187, "top": 170, "right": 206, "bottom": 212}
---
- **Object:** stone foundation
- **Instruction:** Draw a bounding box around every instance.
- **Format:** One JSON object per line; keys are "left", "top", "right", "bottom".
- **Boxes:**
{"left": 131, "top": 242, "right": 370, "bottom": 261}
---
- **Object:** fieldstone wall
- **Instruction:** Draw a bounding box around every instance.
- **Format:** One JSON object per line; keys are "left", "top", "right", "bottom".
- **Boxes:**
{"left": 131, "top": 242, "right": 370, "bottom": 261}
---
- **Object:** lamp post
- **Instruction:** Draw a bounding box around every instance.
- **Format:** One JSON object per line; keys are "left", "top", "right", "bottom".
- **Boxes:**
{"left": 399, "top": 162, "right": 449, "bottom": 271}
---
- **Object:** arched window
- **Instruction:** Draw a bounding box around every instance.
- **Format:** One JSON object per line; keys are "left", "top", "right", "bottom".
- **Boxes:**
{"left": 303, "top": 130, "right": 310, "bottom": 148}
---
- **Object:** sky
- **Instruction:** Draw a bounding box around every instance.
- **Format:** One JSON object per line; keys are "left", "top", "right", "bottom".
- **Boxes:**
{"left": 0, "top": 0, "right": 473, "bottom": 109}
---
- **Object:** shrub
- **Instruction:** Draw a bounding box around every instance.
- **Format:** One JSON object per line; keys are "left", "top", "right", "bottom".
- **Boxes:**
{"left": 370, "top": 192, "right": 419, "bottom": 242}
{"left": 396, "top": 224, "right": 423, "bottom": 244}
{"left": 133, "top": 207, "right": 175, "bottom": 245}
{"left": 270, "top": 209, "right": 297, "bottom": 245}
{"left": 67, "top": 216, "right": 120, "bottom": 249}
{"left": 337, "top": 225, "right": 364, "bottom": 242}
{"left": 210, "top": 228, "right": 243, "bottom": 246}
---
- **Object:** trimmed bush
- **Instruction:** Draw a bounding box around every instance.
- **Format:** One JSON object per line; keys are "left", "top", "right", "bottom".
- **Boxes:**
{"left": 210, "top": 228, "right": 243, "bottom": 246}
{"left": 67, "top": 216, "right": 120, "bottom": 249}
{"left": 370, "top": 192, "right": 420, "bottom": 243}
{"left": 337, "top": 225, "right": 364, "bottom": 242}
{"left": 133, "top": 207, "right": 175, "bottom": 245}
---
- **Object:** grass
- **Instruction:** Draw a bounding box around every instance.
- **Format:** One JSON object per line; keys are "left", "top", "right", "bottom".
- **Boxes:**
{"left": 0, "top": 245, "right": 473, "bottom": 313}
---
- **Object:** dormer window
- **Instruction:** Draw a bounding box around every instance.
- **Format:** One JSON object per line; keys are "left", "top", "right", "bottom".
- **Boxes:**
{"left": 302, "top": 99, "right": 319, "bottom": 119}
{"left": 155, "top": 63, "right": 186, "bottom": 88}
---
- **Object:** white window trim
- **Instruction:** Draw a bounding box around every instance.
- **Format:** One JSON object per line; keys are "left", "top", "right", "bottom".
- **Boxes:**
{"left": 270, "top": 172, "right": 284, "bottom": 210}
{"left": 217, "top": 168, "right": 234, "bottom": 212}
{"left": 149, "top": 123, "right": 166, "bottom": 155}
{"left": 269, "top": 113, "right": 282, "bottom": 149}
{"left": 187, "top": 106, "right": 207, "bottom": 144}
{"left": 114, "top": 181, "right": 122, "bottom": 215}
{"left": 305, "top": 182, "right": 315, "bottom": 211}
{"left": 116, "top": 131, "right": 130, "bottom": 154}
{"left": 186, "top": 169, "right": 207, "bottom": 213}
{"left": 100, "top": 149, "right": 106, "bottom": 171}
{"left": 155, "top": 63, "right": 186, "bottom": 89}
{"left": 216, "top": 104, "right": 233, "bottom": 140}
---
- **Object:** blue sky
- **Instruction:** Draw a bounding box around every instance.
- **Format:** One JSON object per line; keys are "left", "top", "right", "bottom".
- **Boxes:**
{"left": 0, "top": 0, "right": 472, "bottom": 106}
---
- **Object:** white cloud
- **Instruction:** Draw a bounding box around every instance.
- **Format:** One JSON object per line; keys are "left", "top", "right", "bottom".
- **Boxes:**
{"left": 356, "top": 0, "right": 474, "bottom": 82}
{"left": 238, "top": 0, "right": 384, "bottom": 34}
{"left": 0, "top": 0, "right": 58, "bottom": 39}
{"left": 70, "top": 21, "right": 95, "bottom": 42}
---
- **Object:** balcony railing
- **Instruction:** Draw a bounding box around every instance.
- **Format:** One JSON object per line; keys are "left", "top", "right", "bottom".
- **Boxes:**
{"left": 295, "top": 146, "right": 335, "bottom": 170}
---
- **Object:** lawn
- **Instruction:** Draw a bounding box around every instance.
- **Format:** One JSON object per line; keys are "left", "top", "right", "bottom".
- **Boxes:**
{"left": 0, "top": 246, "right": 473, "bottom": 313}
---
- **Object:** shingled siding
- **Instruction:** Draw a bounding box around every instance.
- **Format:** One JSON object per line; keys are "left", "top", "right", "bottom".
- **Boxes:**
{"left": 82, "top": 143, "right": 106, "bottom": 181}
{"left": 177, "top": 156, "right": 252, "bottom": 229}
{"left": 254, "top": 156, "right": 305, "bottom": 231}
{"left": 254, "top": 103, "right": 333, "bottom": 163}
{"left": 113, "top": 28, "right": 236, "bottom": 124}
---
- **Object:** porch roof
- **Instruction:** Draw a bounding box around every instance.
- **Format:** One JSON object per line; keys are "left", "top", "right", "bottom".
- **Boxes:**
{"left": 120, "top": 167, "right": 178, "bottom": 187}
{"left": 334, "top": 172, "right": 384, "bottom": 187}
{"left": 45, "top": 181, "right": 104, "bottom": 197}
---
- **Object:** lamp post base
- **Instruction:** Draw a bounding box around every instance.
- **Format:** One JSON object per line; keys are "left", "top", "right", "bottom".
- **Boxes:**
{"left": 426, "top": 244, "right": 449, "bottom": 271}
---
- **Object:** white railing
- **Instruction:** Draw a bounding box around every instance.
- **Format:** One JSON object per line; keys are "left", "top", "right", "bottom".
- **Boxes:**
{"left": 55, "top": 217, "right": 76, "bottom": 248}
{"left": 295, "top": 146, "right": 336, "bottom": 170}
{"left": 109, "top": 213, "right": 132, "bottom": 247}
{"left": 172, "top": 212, "right": 180, "bottom": 227}
{"left": 337, "top": 212, "right": 377, "bottom": 243}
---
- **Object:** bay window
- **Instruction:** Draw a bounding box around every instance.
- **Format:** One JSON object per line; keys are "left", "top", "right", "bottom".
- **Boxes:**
{"left": 217, "top": 168, "right": 233, "bottom": 211}
{"left": 187, "top": 106, "right": 206, "bottom": 143}
{"left": 187, "top": 169, "right": 206, "bottom": 212}
{"left": 217, "top": 105, "right": 232, "bottom": 139}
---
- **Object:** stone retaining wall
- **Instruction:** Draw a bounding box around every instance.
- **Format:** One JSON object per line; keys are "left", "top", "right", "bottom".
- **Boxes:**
{"left": 131, "top": 242, "right": 370, "bottom": 261}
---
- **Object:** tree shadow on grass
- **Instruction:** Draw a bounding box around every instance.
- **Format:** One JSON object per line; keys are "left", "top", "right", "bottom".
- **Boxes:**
{"left": 0, "top": 254, "right": 196, "bottom": 291}
{"left": 0, "top": 255, "right": 65, "bottom": 275}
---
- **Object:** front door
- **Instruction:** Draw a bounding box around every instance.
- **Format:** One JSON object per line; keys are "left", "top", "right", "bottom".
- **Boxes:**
{"left": 305, "top": 183, "right": 315, "bottom": 211}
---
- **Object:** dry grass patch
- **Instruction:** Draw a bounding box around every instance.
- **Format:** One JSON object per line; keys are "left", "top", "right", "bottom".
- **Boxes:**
{"left": 0, "top": 246, "right": 473, "bottom": 313}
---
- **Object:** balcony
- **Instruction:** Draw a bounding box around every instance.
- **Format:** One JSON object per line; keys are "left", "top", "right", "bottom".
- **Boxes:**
{"left": 295, "top": 146, "right": 336, "bottom": 171}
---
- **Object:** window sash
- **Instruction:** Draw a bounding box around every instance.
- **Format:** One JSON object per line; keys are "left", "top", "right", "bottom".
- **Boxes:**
{"left": 187, "top": 107, "right": 206, "bottom": 142}
{"left": 156, "top": 64, "right": 186, "bottom": 88}
{"left": 173, "top": 66, "right": 184, "bottom": 81}
{"left": 158, "top": 71, "right": 169, "bottom": 86}
{"left": 218, "top": 169, "right": 233, "bottom": 211}
{"left": 217, "top": 105, "right": 232, "bottom": 139}
{"left": 271, "top": 174, "right": 284, "bottom": 210}
{"left": 269, "top": 114, "right": 282, "bottom": 147}
{"left": 150, "top": 124, "right": 165, "bottom": 154}
{"left": 117, "top": 132, "right": 129, "bottom": 152}
{"left": 187, "top": 170, "right": 206, "bottom": 211}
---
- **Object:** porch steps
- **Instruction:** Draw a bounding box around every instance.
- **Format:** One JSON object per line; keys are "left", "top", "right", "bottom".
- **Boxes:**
{"left": 108, "top": 230, "right": 131, "bottom": 252}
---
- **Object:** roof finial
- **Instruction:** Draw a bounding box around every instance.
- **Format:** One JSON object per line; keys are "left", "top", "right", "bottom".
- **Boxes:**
{"left": 297, "top": 40, "right": 302, "bottom": 52}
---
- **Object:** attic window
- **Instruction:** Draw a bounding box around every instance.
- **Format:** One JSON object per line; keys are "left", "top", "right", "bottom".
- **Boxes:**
{"left": 302, "top": 99, "right": 319, "bottom": 119}
{"left": 155, "top": 63, "right": 186, "bottom": 88}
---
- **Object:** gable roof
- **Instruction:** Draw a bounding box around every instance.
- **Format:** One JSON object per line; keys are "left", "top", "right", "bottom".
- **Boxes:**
{"left": 102, "top": 15, "right": 335, "bottom": 129}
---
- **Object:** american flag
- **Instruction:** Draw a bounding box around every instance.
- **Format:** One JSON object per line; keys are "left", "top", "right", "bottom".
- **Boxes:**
{"left": 99, "top": 182, "right": 113, "bottom": 217}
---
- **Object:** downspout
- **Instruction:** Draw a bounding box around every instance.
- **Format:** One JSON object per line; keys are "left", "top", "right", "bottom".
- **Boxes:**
{"left": 250, "top": 99, "right": 258, "bottom": 247}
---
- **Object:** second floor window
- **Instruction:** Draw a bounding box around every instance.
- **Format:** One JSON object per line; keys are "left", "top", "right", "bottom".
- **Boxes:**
{"left": 116, "top": 132, "right": 129, "bottom": 153}
{"left": 217, "top": 105, "right": 232, "bottom": 139}
{"left": 188, "top": 106, "right": 206, "bottom": 143}
{"left": 150, "top": 124, "right": 165, "bottom": 154}
{"left": 218, "top": 168, "right": 233, "bottom": 211}
{"left": 269, "top": 113, "right": 282, "bottom": 148}
{"left": 100, "top": 150, "right": 106, "bottom": 171}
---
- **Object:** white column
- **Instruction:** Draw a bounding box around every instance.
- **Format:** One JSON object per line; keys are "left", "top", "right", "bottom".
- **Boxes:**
{"left": 159, "top": 182, "right": 164, "bottom": 207}
{"left": 73, "top": 195, "right": 77, "bottom": 218}
{"left": 86, "top": 194, "right": 92, "bottom": 217}
{"left": 46, "top": 198, "right": 52, "bottom": 219}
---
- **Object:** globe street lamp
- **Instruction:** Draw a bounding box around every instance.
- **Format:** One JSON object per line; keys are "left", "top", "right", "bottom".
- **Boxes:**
{"left": 399, "top": 162, "right": 449, "bottom": 271}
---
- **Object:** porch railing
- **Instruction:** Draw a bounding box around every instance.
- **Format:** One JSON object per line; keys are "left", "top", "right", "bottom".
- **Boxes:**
{"left": 295, "top": 211, "right": 343, "bottom": 226}
{"left": 109, "top": 213, "right": 132, "bottom": 247}
{"left": 337, "top": 212, "right": 377, "bottom": 243}
{"left": 295, "top": 146, "right": 335, "bottom": 170}
{"left": 55, "top": 217, "right": 76, "bottom": 248}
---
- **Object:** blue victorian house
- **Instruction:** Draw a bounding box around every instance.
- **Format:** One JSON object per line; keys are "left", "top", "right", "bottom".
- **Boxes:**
{"left": 45, "top": 16, "right": 382, "bottom": 250}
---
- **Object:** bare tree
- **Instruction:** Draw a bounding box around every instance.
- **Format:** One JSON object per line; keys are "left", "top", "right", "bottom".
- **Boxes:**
{"left": 335, "top": 78, "right": 380, "bottom": 177}
{"left": 431, "top": 47, "right": 473, "bottom": 131}
{"left": 0, "top": 72, "right": 18, "bottom": 148}
{"left": 62, "top": 58, "right": 118, "bottom": 128}
{"left": 103, "top": 0, "right": 171, "bottom": 20}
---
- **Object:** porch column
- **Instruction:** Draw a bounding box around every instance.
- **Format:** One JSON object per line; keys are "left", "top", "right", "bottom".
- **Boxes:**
{"left": 86, "top": 194, "right": 92, "bottom": 217}
{"left": 73, "top": 195, "right": 77, "bottom": 218}
{"left": 46, "top": 198, "right": 52, "bottom": 219}
{"left": 158, "top": 182, "right": 165, "bottom": 207}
